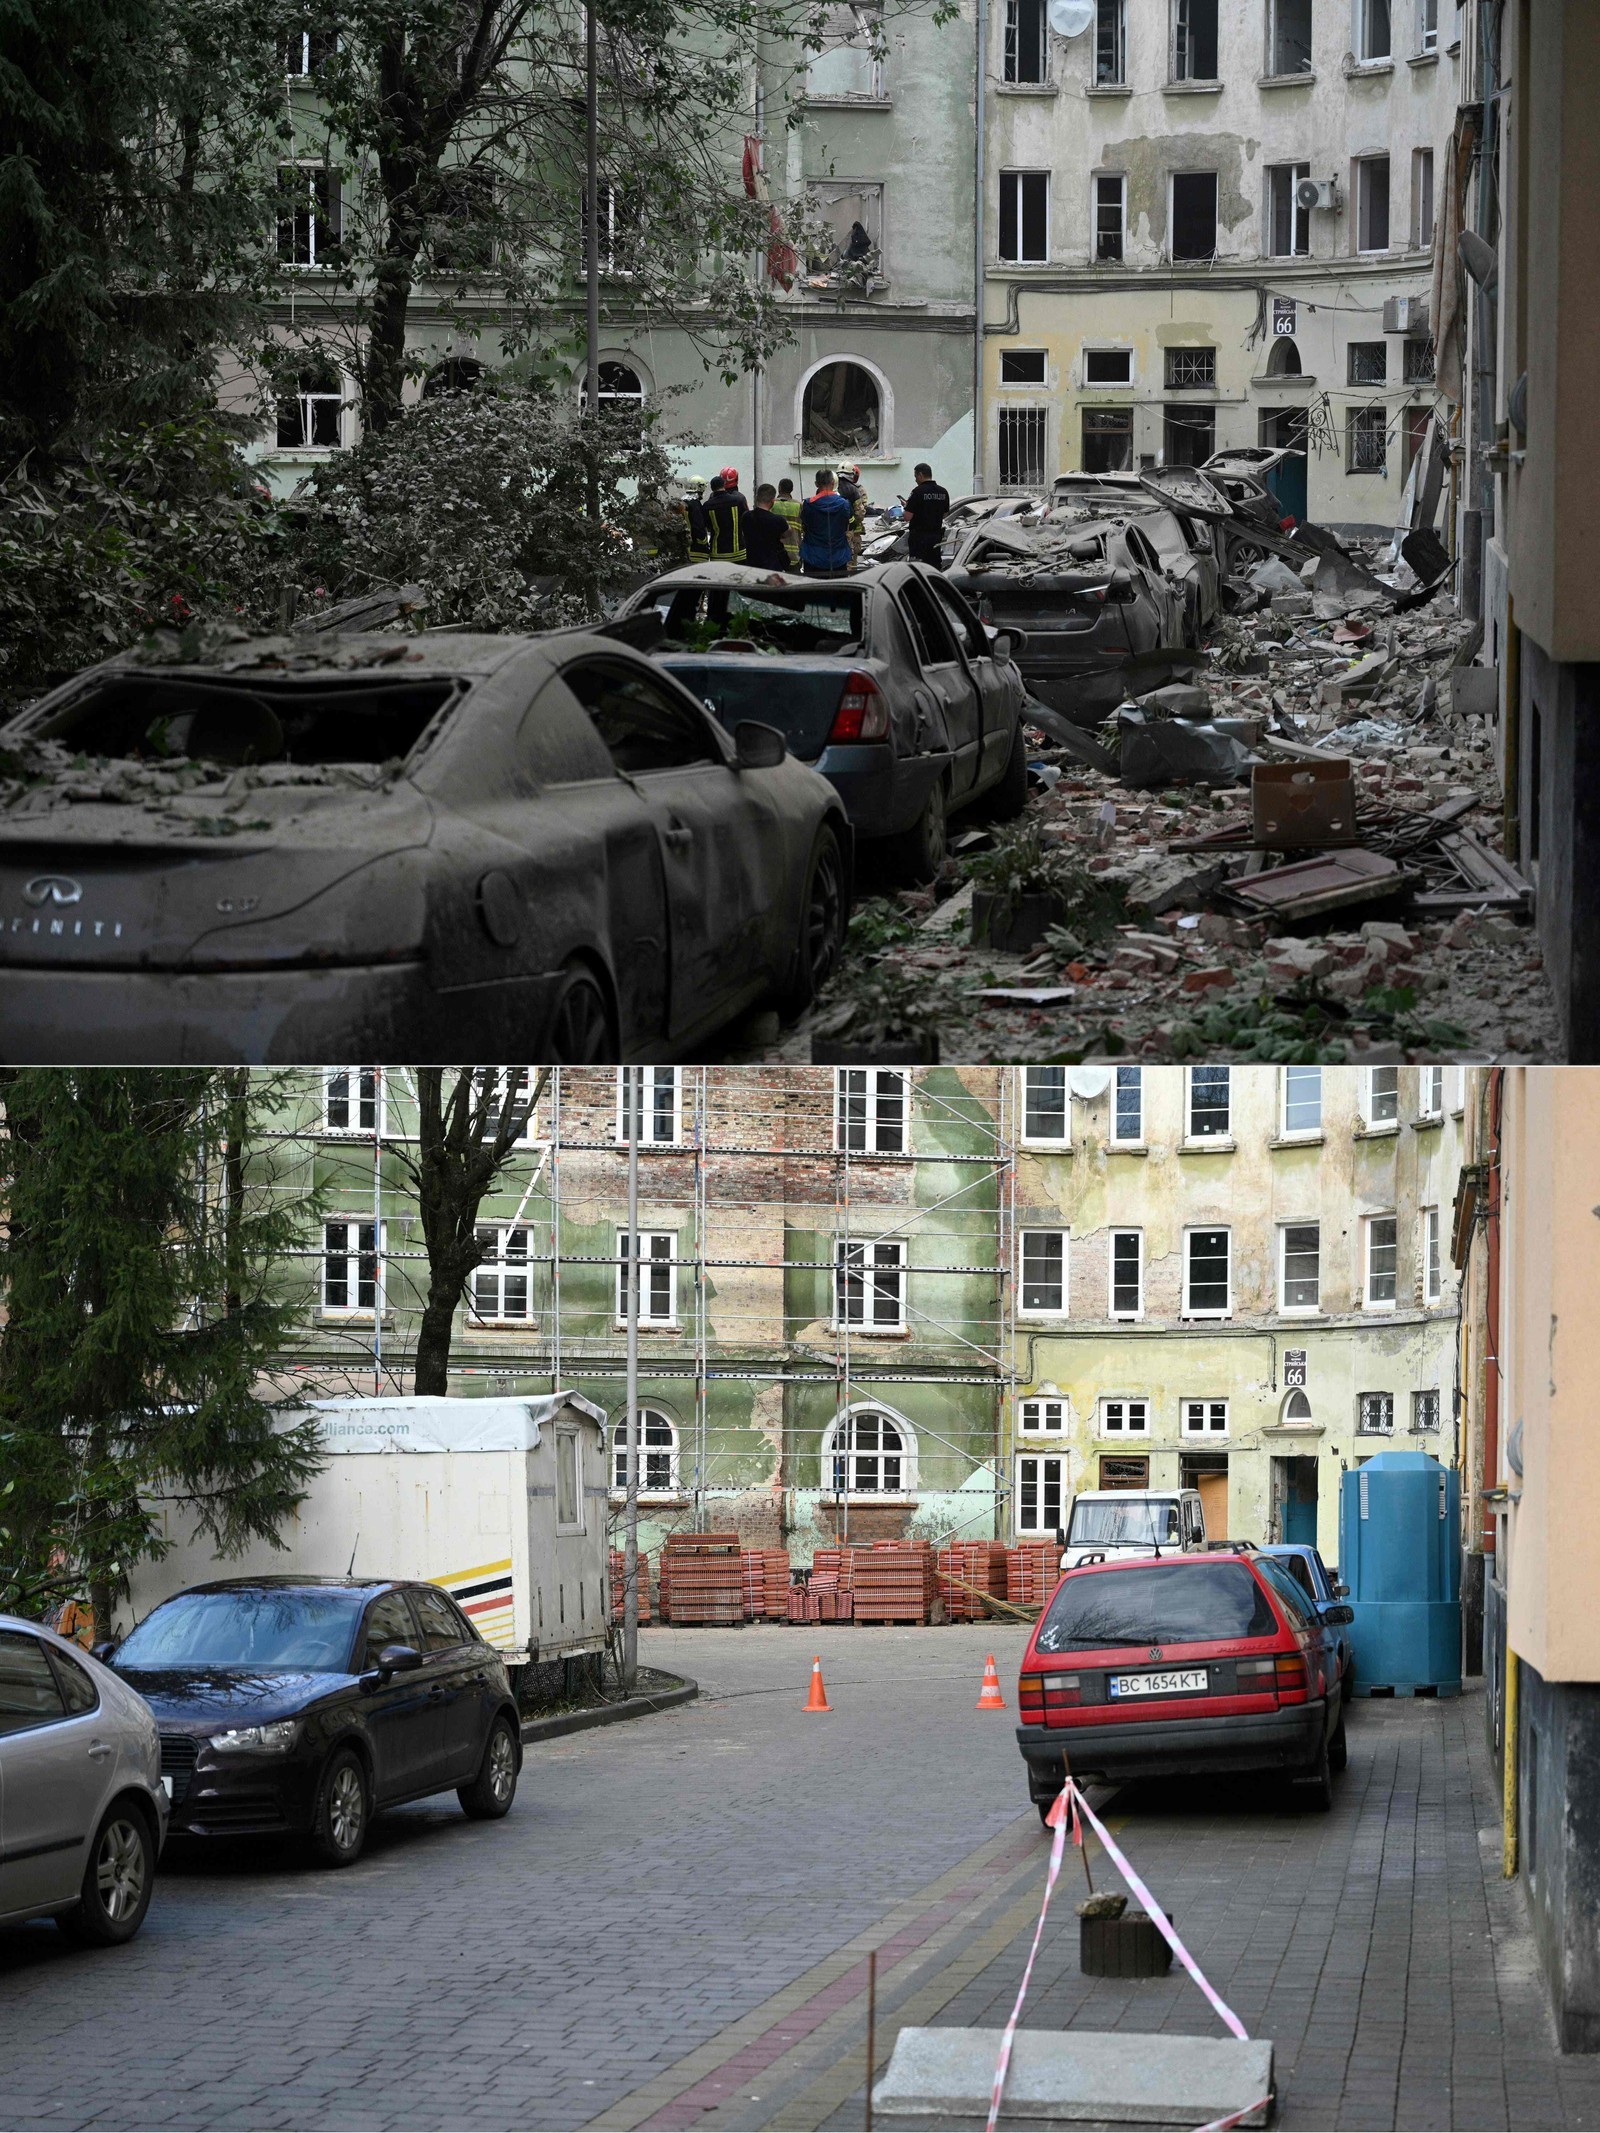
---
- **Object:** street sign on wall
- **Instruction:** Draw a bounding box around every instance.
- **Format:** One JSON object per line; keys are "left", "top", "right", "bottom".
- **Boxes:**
{"left": 1285, "top": 1350, "right": 1308, "bottom": 1386}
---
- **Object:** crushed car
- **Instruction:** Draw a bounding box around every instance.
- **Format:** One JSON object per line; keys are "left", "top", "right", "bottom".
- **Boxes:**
{"left": 615, "top": 560, "right": 1029, "bottom": 883}
{"left": 0, "top": 629, "right": 852, "bottom": 1063}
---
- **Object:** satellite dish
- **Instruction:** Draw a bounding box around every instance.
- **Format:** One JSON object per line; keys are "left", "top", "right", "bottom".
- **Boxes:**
{"left": 1047, "top": 0, "right": 1095, "bottom": 34}
{"left": 1068, "top": 1066, "right": 1113, "bottom": 1101}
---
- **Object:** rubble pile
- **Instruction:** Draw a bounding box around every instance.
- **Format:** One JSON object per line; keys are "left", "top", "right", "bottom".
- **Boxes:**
{"left": 0, "top": 736, "right": 397, "bottom": 838}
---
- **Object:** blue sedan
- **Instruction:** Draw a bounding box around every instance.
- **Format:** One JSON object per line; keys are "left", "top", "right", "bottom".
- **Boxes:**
{"left": 1258, "top": 1544, "right": 1356, "bottom": 1684}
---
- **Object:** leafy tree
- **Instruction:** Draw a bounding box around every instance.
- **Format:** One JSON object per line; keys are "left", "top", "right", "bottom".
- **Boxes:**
{"left": 0, "top": 1069, "right": 322, "bottom": 1628}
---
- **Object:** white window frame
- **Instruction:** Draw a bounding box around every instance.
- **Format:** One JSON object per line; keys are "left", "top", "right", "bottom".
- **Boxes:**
{"left": 474, "top": 1067, "right": 539, "bottom": 1144}
{"left": 1092, "top": 173, "right": 1127, "bottom": 263}
{"left": 1423, "top": 1206, "right": 1442, "bottom": 1303}
{"left": 1410, "top": 1388, "right": 1441, "bottom": 1435}
{"left": 611, "top": 1408, "right": 680, "bottom": 1495}
{"left": 834, "top": 1237, "right": 907, "bottom": 1333}
{"left": 1280, "top": 1064, "right": 1323, "bottom": 1138}
{"left": 1098, "top": 1396, "right": 1151, "bottom": 1439}
{"left": 1082, "top": 343, "right": 1135, "bottom": 386}
{"left": 277, "top": 160, "right": 339, "bottom": 268}
{"left": 1411, "top": 146, "right": 1436, "bottom": 249}
{"left": 835, "top": 1068, "right": 907, "bottom": 1155}
{"left": 469, "top": 1223, "right": 533, "bottom": 1324}
{"left": 1357, "top": 0, "right": 1392, "bottom": 60}
{"left": 1185, "top": 1064, "right": 1232, "bottom": 1144}
{"left": 274, "top": 361, "right": 345, "bottom": 453}
{"left": 1109, "top": 1229, "right": 1144, "bottom": 1320}
{"left": 1018, "top": 1229, "right": 1070, "bottom": 1318}
{"left": 1183, "top": 1226, "right": 1233, "bottom": 1319}
{"left": 1279, "top": 1221, "right": 1322, "bottom": 1314}
{"left": 1417, "top": 1066, "right": 1444, "bottom": 1121}
{"left": 1018, "top": 1397, "right": 1069, "bottom": 1437}
{"left": 1019, "top": 1066, "right": 1070, "bottom": 1146}
{"left": 617, "top": 1066, "right": 682, "bottom": 1146}
{"left": 555, "top": 1428, "right": 585, "bottom": 1532}
{"left": 1417, "top": 0, "right": 1438, "bottom": 53}
{"left": 1355, "top": 154, "right": 1392, "bottom": 254}
{"left": 1015, "top": 1452, "right": 1068, "bottom": 1535}
{"left": 1094, "top": 0, "right": 1127, "bottom": 83}
{"left": 1110, "top": 1064, "right": 1144, "bottom": 1147}
{"left": 322, "top": 1220, "right": 385, "bottom": 1317}
{"left": 825, "top": 1407, "right": 918, "bottom": 1495}
{"left": 616, "top": 1230, "right": 678, "bottom": 1327}
{"left": 1170, "top": 0, "right": 1219, "bottom": 80}
{"left": 999, "top": 169, "right": 1051, "bottom": 265}
{"left": 1362, "top": 1065, "right": 1401, "bottom": 1130}
{"left": 1002, "top": 0, "right": 1048, "bottom": 83}
{"left": 1363, "top": 1213, "right": 1399, "bottom": 1311}
{"left": 1181, "top": 1398, "right": 1229, "bottom": 1439}
{"left": 1265, "top": 162, "right": 1311, "bottom": 258}
{"left": 1265, "top": 0, "right": 1313, "bottom": 75}
{"left": 322, "top": 1067, "right": 383, "bottom": 1137}
{"left": 1357, "top": 1390, "right": 1396, "bottom": 1436}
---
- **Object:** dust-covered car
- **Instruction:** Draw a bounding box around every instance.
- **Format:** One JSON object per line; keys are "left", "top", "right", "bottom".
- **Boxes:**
{"left": 1047, "top": 475, "right": 1222, "bottom": 640}
{"left": 617, "top": 561, "right": 1029, "bottom": 882}
{"left": 0, "top": 631, "right": 851, "bottom": 1062}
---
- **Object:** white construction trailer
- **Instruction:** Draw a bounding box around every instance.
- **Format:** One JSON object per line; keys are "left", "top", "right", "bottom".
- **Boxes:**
{"left": 122, "top": 1394, "right": 611, "bottom": 1676}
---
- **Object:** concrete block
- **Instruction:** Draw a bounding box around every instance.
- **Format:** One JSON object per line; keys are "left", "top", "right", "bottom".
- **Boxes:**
{"left": 872, "top": 2026, "right": 1275, "bottom": 2127}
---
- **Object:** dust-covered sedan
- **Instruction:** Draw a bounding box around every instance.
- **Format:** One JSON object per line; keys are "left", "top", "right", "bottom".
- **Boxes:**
{"left": 0, "top": 631, "right": 851, "bottom": 1062}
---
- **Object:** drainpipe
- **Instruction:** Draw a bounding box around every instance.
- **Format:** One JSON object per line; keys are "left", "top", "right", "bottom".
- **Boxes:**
{"left": 1483, "top": 1067, "right": 1502, "bottom": 1555}
{"left": 973, "top": 0, "right": 987, "bottom": 493}
{"left": 1503, "top": 1645, "right": 1519, "bottom": 1876}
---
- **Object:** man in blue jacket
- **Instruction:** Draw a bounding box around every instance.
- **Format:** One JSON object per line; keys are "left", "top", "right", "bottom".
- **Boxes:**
{"left": 799, "top": 469, "right": 854, "bottom": 578}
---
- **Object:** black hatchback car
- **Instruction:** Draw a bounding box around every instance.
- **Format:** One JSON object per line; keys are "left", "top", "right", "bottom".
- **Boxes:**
{"left": 107, "top": 1577, "right": 522, "bottom": 1867}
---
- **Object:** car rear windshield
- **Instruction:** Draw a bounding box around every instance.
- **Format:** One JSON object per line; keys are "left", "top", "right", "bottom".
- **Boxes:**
{"left": 1069, "top": 1498, "right": 1181, "bottom": 1547}
{"left": 1033, "top": 1564, "right": 1278, "bottom": 1654}
{"left": 648, "top": 587, "right": 866, "bottom": 655}
{"left": 31, "top": 674, "right": 459, "bottom": 768}
{"left": 115, "top": 1589, "right": 367, "bottom": 1670}
{"left": 660, "top": 659, "right": 845, "bottom": 762}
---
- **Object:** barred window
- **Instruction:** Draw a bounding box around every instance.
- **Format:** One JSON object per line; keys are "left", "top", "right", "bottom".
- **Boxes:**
{"left": 1165, "top": 347, "right": 1216, "bottom": 389}
{"left": 1410, "top": 1390, "right": 1441, "bottom": 1434}
{"left": 1358, "top": 1391, "right": 1395, "bottom": 1434}
{"left": 999, "top": 405, "right": 1048, "bottom": 487}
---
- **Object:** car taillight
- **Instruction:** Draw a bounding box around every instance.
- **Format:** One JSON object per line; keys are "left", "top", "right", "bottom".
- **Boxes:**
{"left": 1019, "top": 1673, "right": 1045, "bottom": 1717}
{"left": 1043, "top": 1673, "right": 1081, "bottom": 1706}
{"left": 828, "top": 671, "right": 890, "bottom": 743}
{"left": 1274, "top": 1653, "right": 1309, "bottom": 1702}
{"left": 1237, "top": 1658, "right": 1275, "bottom": 1680}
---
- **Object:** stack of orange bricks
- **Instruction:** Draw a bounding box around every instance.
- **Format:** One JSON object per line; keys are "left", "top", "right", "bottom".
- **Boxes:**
{"left": 805, "top": 1545, "right": 856, "bottom": 1621}
{"left": 609, "top": 1549, "right": 653, "bottom": 1624}
{"left": 659, "top": 1532, "right": 745, "bottom": 1624}
{"left": 741, "top": 1549, "right": 791, "bottom": 1621}
{"left": 936, "top": 1540, "right": 1010, "bottom": 1622}
{"left": 851, "top": 1539, "right": 937, "bottom": 1624}
{"left": 1005, "top": 1542, "right": 1062, "bottom": 1606}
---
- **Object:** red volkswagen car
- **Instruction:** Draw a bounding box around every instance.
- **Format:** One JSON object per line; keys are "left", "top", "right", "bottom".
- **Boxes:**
{"left": 1016, "top": 1552, "right": 1351, "bottom": 1816}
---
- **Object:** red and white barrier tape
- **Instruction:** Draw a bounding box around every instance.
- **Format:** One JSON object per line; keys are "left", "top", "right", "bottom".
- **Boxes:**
{"left": 985, "top": 1780, "right": 1270, "bottom": 2133}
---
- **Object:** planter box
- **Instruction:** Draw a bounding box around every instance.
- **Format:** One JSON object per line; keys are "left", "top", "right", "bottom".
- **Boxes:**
{"left": 811, "top": 1036, "right": 940, "bottom": 1065}
{"left": 971, "top": 889, "right": 1065, "bottom": 954}
{"left": 1079, "top": 1908, "right": 1174, "bottom": 1979}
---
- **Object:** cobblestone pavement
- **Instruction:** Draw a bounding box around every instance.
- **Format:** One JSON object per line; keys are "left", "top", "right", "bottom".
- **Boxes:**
{"left": 3, "top": 1628, "right": 1596, "bottom": 2132}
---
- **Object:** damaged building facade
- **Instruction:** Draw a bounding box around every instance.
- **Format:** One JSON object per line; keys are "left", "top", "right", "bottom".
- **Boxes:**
{"left": 982, "top": 0, "right": 1458, "bottom": 523}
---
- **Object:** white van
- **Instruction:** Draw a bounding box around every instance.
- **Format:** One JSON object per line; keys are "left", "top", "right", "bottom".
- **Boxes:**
{"left": 1057, "top": 1487, "right": 1208, "bottom": 1570}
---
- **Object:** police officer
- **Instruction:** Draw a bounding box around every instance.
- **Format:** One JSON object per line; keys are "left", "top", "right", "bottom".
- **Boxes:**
{"left": 904, "top": 462, "right": 951, "bottom": 569}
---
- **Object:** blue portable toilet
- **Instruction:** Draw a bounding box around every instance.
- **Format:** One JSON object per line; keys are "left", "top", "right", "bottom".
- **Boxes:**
{"left": 1338, "top": 1449, "right": 1461, "bottom": 1697}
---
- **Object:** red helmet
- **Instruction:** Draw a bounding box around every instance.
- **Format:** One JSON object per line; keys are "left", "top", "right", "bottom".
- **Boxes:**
{"left": 720, "top": 466, "right": 740, "bottom": 487}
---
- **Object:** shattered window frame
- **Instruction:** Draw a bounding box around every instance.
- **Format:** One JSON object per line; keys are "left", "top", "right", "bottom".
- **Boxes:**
{"left": 999, "top": 168, "right": 1051, "bottom": 264}
{"left": 322, "top": 1067, "right": 383, "bottom": 1138}
{"left": 1180, "top": 1398, "right": 1229, "bottom": 1438}
{"left": 1019, "top": 1228, "right": 1070, "bottom": 1317}
{"left": 1358, "top": 0, "right": 1392, "bottom": 60}
{"left": 1015, "top": 1452, "right": 1067, "bottom": 1534}
{"left": 1018, "top": 1398, "right": 1069, "bottom": 1437}
{"left": 1265, "top": 0, "right": 1312, "bottom": 75}
{"left": 617, "top": 1066, "right": 682, "bottom": 1146}
{"left": 1355, "top": 154, "right": 1391, "bottom": 252}
{"left": 1109, "top": 1229, "right": 1144, "bottom": 1319}
{"left": 1347, "top": 404, "right": 1389, "bottom": 474}
{"left": 1169, "top": 170, "right": 1219, "bottom": 262}
{"left": 322, "top": 1220, "right": 384, "bottom": 1318}
{"left": 1265, "top": 162, "right": 1311, "bottom": 257}
{"left": 1098, "top": 1397, "right": 1152, "bottom": 1438}
{"left": 1170, "top": 0, "right": 1219, "bottom": 81}
{"left": 616, "top": 1230, "right": 678, "bottom": 1327}
{"left": 1280, "top": 1065, "right": 1323, "bottom": 1137}
{"left": 1095, "top": 0, "right": 1127, "bottom": 81}
{"left": 835, "top": 1067, "right": 907, "bottom": 1155}
{"left": 1411, "top": 146, "right": 1435, "bottom": 248}
{"left": 1020, "top": 1066, "right": 1069, "bottom": 1144}
{"left": 804, "top": 0, "right": 888, "bottom": 102}
{"left": 470, "top": 1224, "right": 533, "bottom": 1324}
{"left": 276, "top": 161, "right": 340, "bottom": 269}
{"left": 1002, "top": 0, "right": 1048, "bottom": 83}
{"left": 1001, "top": 349, "right": 1048, "bottom": 386}
{"left": 612, "top": 1408, "right": 679, "bottom": 1495}
{"left": 1410, "top": 1389, "right": 1441, "bottom": 1435}
{"left": 1363, "top": 1214, "right": 1400, "bottom": 1310}
{"left": 1357, "top": 1391, "right": 1396, "bottom": 1435}
{"left": 834, "top": 1240, "right": 907, "bottom": 1333}
{"left": 1092, "top": 172, "right": 1126, "bottom": 262}
{"left": 1348, "top": 341, "right": 1388, "bottom": 385}
{"left": 1082, "top": 406, "right": 1135, "bottom": 472}
{"left": 1279, "top": 1222, "right": 1322, "bottom": 1313}
{"left": 1183, "top": 1227, "right": 1232, "bottom": 1319}
{"left": 274, "top": 355, "right": 345, "bottom": 451}
{"left": 1423, "top": 1206, "right": 1443, "bottom": 1303}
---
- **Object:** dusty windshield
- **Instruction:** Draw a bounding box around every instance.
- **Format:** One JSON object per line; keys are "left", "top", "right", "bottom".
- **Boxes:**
{"left": 650, "top": 587, "right": 866, "bottom": 655}
{"left": 1068, "top": 1498, "right": 1182, "bottom": 1546}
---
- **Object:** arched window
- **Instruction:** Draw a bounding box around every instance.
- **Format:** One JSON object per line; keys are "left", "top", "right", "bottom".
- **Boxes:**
{"left": 823, "top": 1408, "right": 917, "bottom": 1495}
{"left": 274, "top": 355, "right": 343, "bottom": 450}
{"left": 1266, "top": 336, "right": 1303, "bottom": 377}
{"left": 1281, "top": 1388, "right": 1313, "bottom": 1424}
{"left": 612, "top": 1408, "right": 678, "bottom": 1494}
{"left": 580, "top": 360, "right": 646, "bottom": 416}
{"left": 422, "top": 356, "right": 487, "bottom": 399}
{"left": 802, "top": 361, "right": 882, "bottom": 458}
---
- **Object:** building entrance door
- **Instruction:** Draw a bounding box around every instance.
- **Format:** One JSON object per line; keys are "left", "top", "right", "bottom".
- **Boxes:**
{"left": 1272, "top": 1455, "right": 1319, "bottom": 1545}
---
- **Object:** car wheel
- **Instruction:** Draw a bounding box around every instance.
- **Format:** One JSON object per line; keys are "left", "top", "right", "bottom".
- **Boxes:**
{"left": 547, "top": 962, "right": 617, "bottom": 1062}
{"left": 58, "top": 1803, "right": 155, "bottom": 1947}
{"left": 1329, "top": 1701, "right": 1349, "bottom": 1775}
{"left": 310, "top": 1748, "right": 370, "bottom": 1868}
{"left": 458, "top": 1716, "right": 520, "bottom": 1821}
{"left": 774, "top": 825, "right": 848, "bottom": 1021}
{"left": 882, "top": 778, "right": 948, "bottom": 886}
{"left": 1293, "top": 1731, "right": 1334, "bottom": 1813}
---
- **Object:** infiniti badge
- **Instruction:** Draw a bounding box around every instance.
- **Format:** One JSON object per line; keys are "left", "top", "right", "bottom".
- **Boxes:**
{"left": 23, "top": 875, "right": 83, "bottom": 907}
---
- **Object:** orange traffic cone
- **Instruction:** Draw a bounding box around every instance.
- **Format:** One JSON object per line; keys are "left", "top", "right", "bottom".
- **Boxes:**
{"left": 976, "top": 1654, "right": 1008, "bottom": 1711}
{"left": 804, "top": 1655, "right": 833, "bottom": 1712}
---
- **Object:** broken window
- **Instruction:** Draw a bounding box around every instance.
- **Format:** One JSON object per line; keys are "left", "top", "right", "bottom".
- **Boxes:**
{"left": 1423, "top": 1205, "right": 1442, "bottom": 1302}
{"left": 1171, "top": 0, "right": 1218, "bottom": 78}
{"left": 1417, "top": 0, "right": 1438, "bottom": 52}
{"left": 323, "top": 1221, "right": 382, "bottom": 1315}
{"left": 1018, "top": 1400, "right": 1068, "bottom": 1436}
{"left": 324, "top": 1068, "right": 381, "bottom": 1136}
{"left": 565, "top": 661, "right": 718, "bottom": 774}
{"left": 617, "top": 1066, "right": 680, "bottom": 1144}
{"left": 1411, "top": 1389, "right": 1441, "bottom": 1434}
{"left": 276, "top": 163, "right": 339, "bottom": 267}
{"left": 471, "top": 1225, "right": 532, "bottom": 1322}
{"left": 422, "top": 356, "right": 487, "bottom": 399}
{"left": 805, "top": 1, "right": 885, "bottom": 98}
{"left": 274, "top": 356, "right": 343, "bottom": 449}
{"left": 805, "top": 184, "right": 883, "bottom": 289}
{"left": 1096, "top": 0, "right": 1127, "bottom": 81}
{"left": 613, "top": 1409, "right": 678, "bottom": 1493}
{"left": 1170, "top": 170, "right": 1218, "bottom": 260}
{"left": 33, "top": 671, "right": 458, "bottom": 768}
{"left": 834, "top": 1243, "right": 906, "bottom": 1331}
{"left": 1165, "top": 346, "right": 1216, "bottom": 388}
{"left": 1412, "top": 146, "right": 1435, "bottom": 248}
{"left": 802, "top": 361, "right": 881, "bottom": 457}
{"left": 1016, "top": 1454, "right": 1066, "bottom": 1533}
{"left": 1356, "top": 155, "right": 1391, "bottom": 251}
{"left": 1266, "top": 0, "right": 1312, "bottom": 73}
{"left": 998, "top": 405, "right": 1048, "bottom": 486}
{"left": 1348, "top": 340, "right": 1387, "bottom": 384}
{"left": 1280, "top": 1222, "right": 1321, "bottom": 1310}
{"left": 1358, "top": 0, "right": 1391, "bottom": 58}
{"left": 581, "top": 181, "right": 646, "bottom": 275}
{"left": 1182, "top": 1400, "right": 1229, "bottom": 1437}
{"left": 1358, "top": 1391, "right": 1395, "bottom": 1435}
{"left": 1084, "top": 346, "right": 1132, "bottom": 384}
{"left": 1112, "top": 1065, "right": 1143, "bottom": 1143}
{"left": 1265, "top": 335, "right": 1302, "bottom": 376}
{"left": 1164, "top": 406, "right": 1216, "bottom": 466}
{"left": 1021, "top": 1065, "right": 1068, "bottom": 1142}
{"left": 428, "top": 166, "right": 495, "bottom": 273}
{"left": 1000, "top": 170, "right": 1050, "bottom": 262}
{"left": 1020, "top": 1230, "right": 1069, "bottom": 1315}
{"left": 1267, "top": 163, "right": 1311, "bottom": 256}
{"left": 1001, "top": 349, "right": 1048, "bottom": 384}
{"left": 281, "top": 24, "right": 335, "bottom": 74}
{"left": 1093, "top": 172, "right": 1126, "bottom": 261}
{"left": 1110, "top": 1230, "right": 1143, "bottom": 1317}
{"left": 1082, "top": 407, "right": 1134, "bottom": 471}
{"left": 616, "top": 1231, "right": 677, "bottom": 1325}
{"left": 1003, "top": 0, "right": 1047, "bottom": 81}
{"left": 1364, "top": 1215, "right": 1399, "bottom": 1306}
{"left": 582, "top": 362, "right": 647, "bottom": 445}
{"left": 1185, "top": 1229, "right": 1232, "bottom": 1316}
{"left": 836, "top": 1067, "right": 905, "bottom": 1154}
{"left": 1347, "top": 404, "right": 1388, "bottom": 472}
{"left": 1099, "top": 1398, "right": 1151, "bottom": 1437}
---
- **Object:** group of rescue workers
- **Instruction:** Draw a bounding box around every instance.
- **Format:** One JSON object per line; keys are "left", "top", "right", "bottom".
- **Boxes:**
{"left": 674, "top": 462, "right": 951, "bottom": 576}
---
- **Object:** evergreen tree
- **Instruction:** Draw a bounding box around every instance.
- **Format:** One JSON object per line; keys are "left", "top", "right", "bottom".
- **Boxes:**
{"left": 0, "top": 1069, "right": 322, "bottom": 1629}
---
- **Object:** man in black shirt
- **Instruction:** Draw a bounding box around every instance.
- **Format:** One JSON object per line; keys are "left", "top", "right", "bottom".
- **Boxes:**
{"left": 904, "top": 461, "right": 951, "bottom": 568}
{"left": 744, "top": 484, "right": 793, "bottom": 572}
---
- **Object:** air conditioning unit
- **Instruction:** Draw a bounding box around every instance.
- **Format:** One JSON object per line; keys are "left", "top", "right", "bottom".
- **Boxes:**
{"left": 1383, "top": 294, "right": 1431, "bottom": 336}
{"left": 1295, "top": 177, "right": 1341, "bottom": 213}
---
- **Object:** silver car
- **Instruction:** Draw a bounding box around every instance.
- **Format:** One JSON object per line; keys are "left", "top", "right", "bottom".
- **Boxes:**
{"left": 0, "top": 1615, "right": 168, "bottom": 1944}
